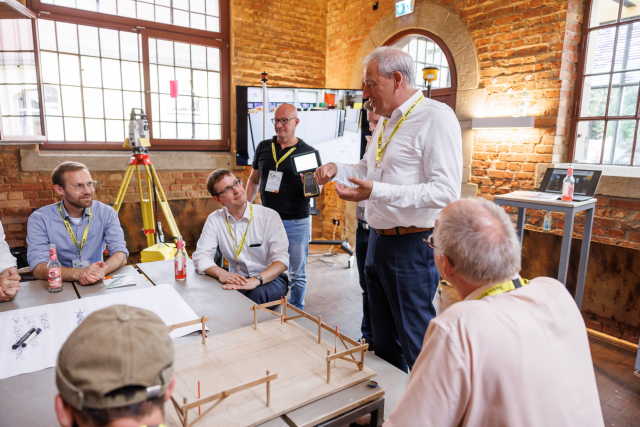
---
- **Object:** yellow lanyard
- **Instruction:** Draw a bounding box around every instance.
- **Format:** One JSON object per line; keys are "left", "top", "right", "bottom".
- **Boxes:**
{"left": 272, "top": 142, "right": 297, "bottom": 171}
{"left": 475, "top": 278, "right": 529, "bottom": 300}
{"left": 225, "top": 204, "right": 253, "bottom": 263}
{"left": 376, "top": 94, "right": 425, "bottom": 164}
{"left": 58, "top": 202, "right": 92, "bottom": 260}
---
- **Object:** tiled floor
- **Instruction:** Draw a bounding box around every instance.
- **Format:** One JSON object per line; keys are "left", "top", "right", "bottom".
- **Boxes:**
{"left": 303, "top": 252, "right": 640, "bottom": 426}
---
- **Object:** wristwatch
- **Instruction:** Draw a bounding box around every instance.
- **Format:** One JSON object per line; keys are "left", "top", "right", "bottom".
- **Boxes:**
{"left": 253, "top": 274, "right": 263, "bottom": 285}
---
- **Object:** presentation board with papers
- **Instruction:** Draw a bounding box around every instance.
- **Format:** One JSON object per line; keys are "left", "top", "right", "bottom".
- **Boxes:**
{"left": 0, "top": 285, "right": 207, "bottom": 380}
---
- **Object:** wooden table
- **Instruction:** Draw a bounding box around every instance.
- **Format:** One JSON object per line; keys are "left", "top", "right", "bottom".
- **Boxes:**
{"left": 0, "top": 261, "right": 408, "bottom": 426}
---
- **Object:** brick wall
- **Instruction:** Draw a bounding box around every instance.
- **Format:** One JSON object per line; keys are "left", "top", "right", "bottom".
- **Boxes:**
{"left": 231, "top": 0, "right": 327, "bottom": 88}
{"left": 520, "top": 198, "right": 640, "bottom": 251}
{"left": 231, "top": 0, "right": 347, "bottom": 240}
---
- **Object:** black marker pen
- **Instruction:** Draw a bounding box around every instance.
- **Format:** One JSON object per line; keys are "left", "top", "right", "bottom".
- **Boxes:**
{"left": 22, "top": 328, "right": 43, "bottom": 347}
{"left": 12, "top": 327, "right": 35, "bottom": 350}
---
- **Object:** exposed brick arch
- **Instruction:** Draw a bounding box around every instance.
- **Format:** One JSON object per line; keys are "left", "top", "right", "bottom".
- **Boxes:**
{"left": 348, "top": 1, "right": 480, "bottom": 97}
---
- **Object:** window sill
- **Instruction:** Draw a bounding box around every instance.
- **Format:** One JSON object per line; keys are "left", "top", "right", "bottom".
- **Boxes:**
{"left": 20, "top": 146, "right": 241, "bottom": 172}
{"left": 554, "top": 163, "right": 640, "bottom": 179}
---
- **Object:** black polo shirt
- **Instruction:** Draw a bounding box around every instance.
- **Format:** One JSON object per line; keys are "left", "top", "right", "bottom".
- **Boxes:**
{"left": 252, "top": 137, "right": 315, "bottom": 220}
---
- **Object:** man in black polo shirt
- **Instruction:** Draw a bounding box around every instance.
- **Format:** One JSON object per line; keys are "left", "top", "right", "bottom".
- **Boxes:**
{"left": 246, "top": 103, "right": 315, "bottom": 310}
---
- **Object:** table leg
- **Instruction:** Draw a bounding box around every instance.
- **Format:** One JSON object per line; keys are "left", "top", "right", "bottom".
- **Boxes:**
{"left": 370, "top": 402, "right": 384, "bottom": 427}
{"left": 575, "top": 207, "right": 593, "bottom": 309}
{"left": 516, "top": 207, "right": 526, "bottom": 244}
{"left": 557, "top": 210, "right": 575, "bottom": 285}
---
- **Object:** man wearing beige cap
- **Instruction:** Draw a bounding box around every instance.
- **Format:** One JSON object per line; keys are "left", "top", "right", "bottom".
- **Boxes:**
{"left": 54, "top": 305, "right": 175, "bottom": 427}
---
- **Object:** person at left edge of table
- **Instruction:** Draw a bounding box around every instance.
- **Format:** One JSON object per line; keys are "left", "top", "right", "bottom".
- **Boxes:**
{"left": 0, "top": 218, "right": 20, "bottom": 302}
{"left": 27, "top": 161, "right": 128, "bottom": 286}
{"left": 192, "top": 168, "right": 290, "bottom": 305}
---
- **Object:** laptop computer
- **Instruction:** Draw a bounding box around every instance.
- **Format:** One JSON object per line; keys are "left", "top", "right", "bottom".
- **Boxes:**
{"left": 508, "top": 167, "right": 602, "bottom": 202}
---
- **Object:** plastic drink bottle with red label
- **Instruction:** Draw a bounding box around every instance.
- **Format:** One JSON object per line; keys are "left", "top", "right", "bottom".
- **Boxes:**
{"left": 175, "top": 237, "right": 187, "bottom": 281}
{"left": 561, "top": 165, "right": 575, "bottom": 202}
{"left": 47, "top": 244, "right": 62, "bottom": 293}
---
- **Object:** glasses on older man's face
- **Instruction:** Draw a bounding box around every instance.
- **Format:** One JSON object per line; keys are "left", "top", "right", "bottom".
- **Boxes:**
{"left": 215, "top": 179, "right": 242, "bottom": 196}
{"left": 425, "top": 234, "right": 436, "bottom": 250}
{"left": 271, "top": 118, "right": 296, "bottom": 126}
{"left": 66, "top": 181, "right": 99, "bottom": 192}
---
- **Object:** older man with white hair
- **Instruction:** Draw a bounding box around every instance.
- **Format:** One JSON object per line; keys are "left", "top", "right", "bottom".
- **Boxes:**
{"left": 384, "top": 197, "right": 604, "bottom": 427}
{"left": 315, "top": 46, "right": 463, "bottom": 371}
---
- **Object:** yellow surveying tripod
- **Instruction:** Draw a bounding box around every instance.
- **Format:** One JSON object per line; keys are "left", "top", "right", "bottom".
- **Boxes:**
{"left": 113, "top": 109, "right": 181, "bottom": 262}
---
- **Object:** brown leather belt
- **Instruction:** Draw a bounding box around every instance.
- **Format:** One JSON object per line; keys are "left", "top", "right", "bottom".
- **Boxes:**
{"left": 376, "top": 226, "right": 433, "bottom": 236}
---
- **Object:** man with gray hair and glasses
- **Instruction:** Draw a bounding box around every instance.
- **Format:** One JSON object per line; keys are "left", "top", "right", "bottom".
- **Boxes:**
{"left": 315, "top": 46, "right": 462, "bottom": 372}
{"left": 27, "top": 161, "right": 128, "bottom": 286}
{"left": 385, "top": 197, "right": 603, "bottom": 427}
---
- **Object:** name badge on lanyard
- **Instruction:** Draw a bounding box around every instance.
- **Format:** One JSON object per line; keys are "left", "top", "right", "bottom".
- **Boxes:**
{"left": 266, "top": 142, "right": 296, "bottom": 193}
{"left": 58, "top": 202, "right": 92, "bottom": 268}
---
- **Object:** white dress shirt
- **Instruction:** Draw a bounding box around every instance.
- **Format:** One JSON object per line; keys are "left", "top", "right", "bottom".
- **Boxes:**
{"left": 192, "top": 203, "right": 289, "bottom": 277}
{"left": 332, "top": 89, "right": 462, "bottom": 229}
{"left": 0, "top": 219, "right": 17, "bottom": 273}
{"left": 385, "top": 277, "right": 604, "bottom": 427}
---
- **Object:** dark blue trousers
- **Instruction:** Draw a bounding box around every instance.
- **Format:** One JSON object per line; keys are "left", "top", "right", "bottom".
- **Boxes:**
{"left": 365, "top": 229, "right": 439, "bottom": 373}
{"left": 356, "top": 221, "right": 374, "bottom": 346}
{"left": 240, "top": 273, "right": 289, "bottom": 304}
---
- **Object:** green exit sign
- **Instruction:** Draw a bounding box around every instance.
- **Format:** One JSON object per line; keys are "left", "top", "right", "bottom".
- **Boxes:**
{"left": 395, "top": 0, "right": 415, "bottom": 17}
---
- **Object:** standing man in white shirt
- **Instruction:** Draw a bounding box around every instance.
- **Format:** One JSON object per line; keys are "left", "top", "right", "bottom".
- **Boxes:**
{"left": 315, "top": 46, "right": 462, "bottom": 372}
{"left": 385, "top": 198, "right": 604, "bottom": 427}
{"left": 193, "top": 169, "right": 290, "bottom": 304}
{"left": 0, "top": 219, "right": 20, "bottom": 302}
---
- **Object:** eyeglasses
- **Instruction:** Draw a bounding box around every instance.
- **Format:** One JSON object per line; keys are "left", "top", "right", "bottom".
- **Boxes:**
{"left": 425, "top": 234, "right": 436, "bottom": 250}
{"left": 425, "top": 234, "right": 455, "bottom": 267}
{"left": 214, "top": 179, "right": 243, "bottom": 196}
{"left": 271, "top": 117, "right": 297, "bottom": 126}
{"left": 66, "top": 181, "right": 99, "bottom": 192}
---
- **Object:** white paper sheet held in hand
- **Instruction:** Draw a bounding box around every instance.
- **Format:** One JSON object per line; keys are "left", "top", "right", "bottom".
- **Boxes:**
{"left": 0, "top": 284, "right": 207, "bottom": 380}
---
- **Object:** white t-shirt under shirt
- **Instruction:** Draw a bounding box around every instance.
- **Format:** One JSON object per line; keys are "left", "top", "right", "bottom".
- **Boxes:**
{"left": 385, "top": 277, "right": 604, "bottom": 427}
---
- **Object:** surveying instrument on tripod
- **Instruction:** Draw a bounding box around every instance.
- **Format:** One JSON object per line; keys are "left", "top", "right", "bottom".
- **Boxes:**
{"left": 113, "top": 108, "right": 181, "bottom": 262}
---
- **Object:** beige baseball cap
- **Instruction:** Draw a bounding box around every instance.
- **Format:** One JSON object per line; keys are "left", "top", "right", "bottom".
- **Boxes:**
{"left": 56, "top": 304, "right": 174, "bottom": 410}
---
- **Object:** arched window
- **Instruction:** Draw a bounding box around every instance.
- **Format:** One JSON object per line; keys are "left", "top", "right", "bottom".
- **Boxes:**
{"left": 385, "top": 29, "right": 457, "bottom": 111}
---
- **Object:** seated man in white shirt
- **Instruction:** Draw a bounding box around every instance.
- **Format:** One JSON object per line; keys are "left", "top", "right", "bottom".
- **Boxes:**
{"left": 192, "top": 169, "right": 290, "bottom": 304}
{"left": 385, "top": 197, "right": 603, "bottom": 427}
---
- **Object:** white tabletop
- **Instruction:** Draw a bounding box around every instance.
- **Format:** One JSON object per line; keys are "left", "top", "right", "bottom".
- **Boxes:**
{"left": 494, "top": 191, "right": 597, "bottom": 208}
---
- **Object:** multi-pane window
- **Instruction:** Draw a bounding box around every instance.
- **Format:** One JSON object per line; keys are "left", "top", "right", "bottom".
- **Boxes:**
{"left": 39, "top": 0, "right": 221, "bottom": 32}
{"left": 148, "top": 38, "right": 221, "bottom": 140}
{"left": 574, "top": 0, "right": 640, "bottom": 165}
{"left": 394, "top": 35, "right": 452, "bottom": 89}
{"left": 0, "top": 19, "right": 44, "bottom": 139}
{"left": 38, "top": 20, "right": 144, "bottom": 142}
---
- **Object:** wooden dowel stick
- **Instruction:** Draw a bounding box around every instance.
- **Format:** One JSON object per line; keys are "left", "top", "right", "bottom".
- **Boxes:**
{"left": 360, "top": 339, "right": 365, "bottom": 370}
{"left": 334, "top": 326, "right": 338, "bottom": 367}
{"left": 253, "top": 304, "right": 257, "bottom": 330}
{"left": 266, "top": 370, "right": 270, "bottom": 407}
{"left": 198, "top": 381, "right": 201, "bottom": 415}
{"left": 326, "top": 350, "right": 330, "bottom": 383}
{"left": 201, "top": 316, "right": 205, "bottom": 345}
{"left": 318, "top": 315, "right": 322, "bottom": 343}
{"left": 284, "top": 296, "right": 288, "bottom": 317}
{"left": 183, "top": 397, "right": 189, "bottom": 427}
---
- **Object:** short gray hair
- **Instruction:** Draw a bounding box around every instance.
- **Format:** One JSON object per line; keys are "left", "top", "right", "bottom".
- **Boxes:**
{"left": 434, "top": 198, "right": 521, "bottom": 286}
{"left": 363, "top": 46, "right": 416, "bottom": 87}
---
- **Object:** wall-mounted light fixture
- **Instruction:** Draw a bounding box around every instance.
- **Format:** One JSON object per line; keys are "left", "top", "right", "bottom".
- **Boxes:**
{"left": 471, "top": 116, "right": 535, "bottom": 129}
